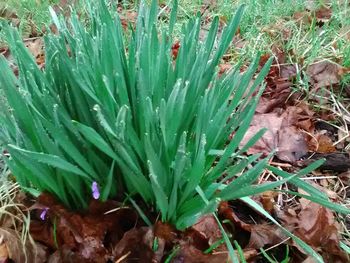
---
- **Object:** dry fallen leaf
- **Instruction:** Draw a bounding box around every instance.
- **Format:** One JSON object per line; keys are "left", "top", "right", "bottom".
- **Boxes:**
{"left": 218, "top": 63, "right": 232, "bottom": 75}
{"left": 119, "top": 10, "right": 138, "bottom": 30}
{"left": 190, "top": 215, "right": 223, "bottom": 247}
{"left": 218, "top": 202, "right": 287, "bottom": 250}
{"left": 314, "top": 6, "right": 332, "bottom": 22}
{"left": 240, "top": 109, "right": 309, "bottom": 163}
{"left": 306, "top": 61, "right": 345, "bottom": 89}
{"left": 278, "top": 202, "right": 349, "bottom": 262}
{"left": 174, "top": 242, "right": 257, "bottom": 263}
{"left": 31, "top": 193, "right": 139, "bottom": 263}
{"left": 113, "top": 227, "right": 163, "bottom": 263}
{"left": 256, "top": 191, "right": 278, "bottom": 214}
{"left": 308, "top": 132, "right": 336, "bottom": 153}
{"left": 247, "top": 224, "right": 286, "bottom": 249}
{"left": 0, "top": 241, "right": 9, "bottom": 263}
{"left": 0, "top": 228, "right": 39, "bottom": 263}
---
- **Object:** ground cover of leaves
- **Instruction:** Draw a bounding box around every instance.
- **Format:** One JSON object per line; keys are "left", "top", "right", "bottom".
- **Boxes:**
{"left": 0, "top": 0, "right": 350, "bottom": 262}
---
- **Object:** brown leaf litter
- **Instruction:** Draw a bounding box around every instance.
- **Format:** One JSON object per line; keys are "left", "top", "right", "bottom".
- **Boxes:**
{"left": 31, "top": 194, "right": 252, "bottom": 263}
{"left": 240, "top": 104, "right": 312, "bottom": 163}
{"left": 113, "top": 215, "right": 250, "bottom": 263}
{"left": 30, "top": 193, "right": 139, "bottom": 263}
{"left": 306, "top": 60, "right": 349, "bottom": 89}
{"left": 277, "top": 201, "right": 349, "bottom": 262}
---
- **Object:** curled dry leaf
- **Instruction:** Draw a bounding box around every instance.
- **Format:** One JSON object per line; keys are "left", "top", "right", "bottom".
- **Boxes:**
{"left": 278, "top": 202, "right": 349, "bottom": 262}
{"left": 255, "top": 53, "right": 298, "bottom": 114}
{"left": 255, "top": 191, "right": 278, "bottom": 214}
{"left": 243, "top": 103, "right": 314, "bottom": 163}
{"left": 154, "top": 221, "right": 178, "bottom": 243}
{"left": 24, "top": 38, "right": 45, "bottom": 69}
{"left": 247, "top": 224, "right": 286, "bottom": 249}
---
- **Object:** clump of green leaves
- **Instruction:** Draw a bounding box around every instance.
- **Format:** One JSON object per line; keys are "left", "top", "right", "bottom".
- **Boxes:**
{"left": 0, "top": 0, "right": 348, "bottom": 233}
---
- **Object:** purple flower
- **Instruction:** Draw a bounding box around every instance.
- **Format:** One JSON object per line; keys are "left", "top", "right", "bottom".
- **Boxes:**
{"left": 40, "top": 208, "right": 49, "bottom": 220}
{"left": 92, "top": 181, "right": 100, "bottom": 200}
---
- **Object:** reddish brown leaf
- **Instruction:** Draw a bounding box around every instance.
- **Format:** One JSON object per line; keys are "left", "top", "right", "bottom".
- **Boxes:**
{"left": 293, "top": 11, "right": 312, "bottom": 25}
{"left": 154, "top": 221, "right": 178, "bottom": 243}
{"left": 280, "top": 64, "right": 297, "bottom": 79}
{"left": 188, "top": 215, "right": 224, "bottom": 251}
{"left": 30, "top": 193, "right": 139, "bottom": 263}
{"left": 172, "top": 243, "right": 229, "bottom": 263}
{"left": 172, "top": 41, "right": 180, "bottom": 60}
{"left": 256, "top": 55, "right": 296, "bottom": 114}
{"left": 314, "top": 7, "right": 332, "bottom": 22}
{"left": 113, "top": 227, "right": 164, "bottom": 263}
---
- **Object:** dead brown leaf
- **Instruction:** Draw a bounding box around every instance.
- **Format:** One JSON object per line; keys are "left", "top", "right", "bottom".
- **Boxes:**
{"left": 314, "top": 6, "right": 332, "bottom": 22}
{"left": 240, "top": 108, "right": 309, "bottom": 162}
{"left": 0, "top": 241, "right": 9, "bottom": 263}
{"left": 187, "top": 214, "right": 225, "bottom": 253}
{"left": 256, "top": 191, "right": 278, "bottom": 214}
{"left": 30, "top": 193, "right": 139, "bottom": 263}
{"left": 119, "top": 10, "right": 138, "bottom": 30}
{"left": 113, "top": 227, "right": 163, "bottom": 263}
{"left": 278, "top": 202, "right": 349, "bottom": 262}
{"left": 247, "top": 224, "right": 286, "bottom": 249}
{"left": 308, "top": 132, "right": 336, "bottom": 153}
{"left": 24, "top": 38, "right": 45, "bottom": 68}
{"left": 256, "top": 54, "right": 297, "bottom": 114}
{"left": 0, "top": 228, "right": 40, "bottom": 263}
{"left": 173, "top": 243, "right": 228, "bottom": 263}
{"left": 218, "top": 63, "right": 232, "bottom": 75}
{"left": 293, "top": 11, "right": 312, "bottom": 25}
{"left": 172, "top": 41, "right": 180, "bottom": 60}
{"left": 173, "top": 241, "right": 257, "bottom": 263}
{"left": 218, "top": 202, "right": 287, "bottom": 250}
{"left": 154, "top": 221, "right": 178, "bottom": 243}
{"left": 0, "top": 4, "right": 20, "bottom": 27}
{"left": 306, "top": 61, "right": 346, "bottom": 89}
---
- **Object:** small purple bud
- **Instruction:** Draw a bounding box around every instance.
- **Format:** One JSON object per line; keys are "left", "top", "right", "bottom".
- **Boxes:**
{"left": 92, "top": 181, "right": 100, "bottom": 200}
{"left": 40, "top": 208, "right": 49, "bottom": 220}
